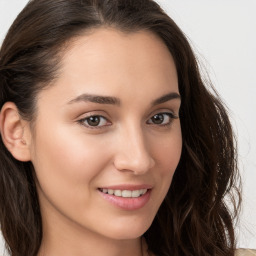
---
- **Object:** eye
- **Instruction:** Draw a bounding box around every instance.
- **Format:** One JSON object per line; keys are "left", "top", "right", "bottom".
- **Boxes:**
{"left": 147, "top": 112, "right": 177, "bottom": 126}
{"left": 78, "top": 115, "right": 110, "bottom": 128}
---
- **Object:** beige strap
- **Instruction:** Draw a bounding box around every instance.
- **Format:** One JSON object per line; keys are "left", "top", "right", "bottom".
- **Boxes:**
{"left": 236, "top": 249, "right": 256, "bottom": 256}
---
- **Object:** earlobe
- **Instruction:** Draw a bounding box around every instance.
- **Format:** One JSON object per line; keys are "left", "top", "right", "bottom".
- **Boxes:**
{"left": 0, "top": 102, "right": 31, "bottom": 162}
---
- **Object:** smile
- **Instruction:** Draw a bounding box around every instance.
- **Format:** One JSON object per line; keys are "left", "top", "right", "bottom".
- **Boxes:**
{"left": 99, "top": 188, "right": 148, "bottom": 198}
{"left": 98, "top": 187, "right": 152, "bottom": 210}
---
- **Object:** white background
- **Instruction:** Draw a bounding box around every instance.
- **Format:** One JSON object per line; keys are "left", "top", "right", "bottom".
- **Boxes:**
{"left": 0, "top": 0, "right": 255, "bottom": 253}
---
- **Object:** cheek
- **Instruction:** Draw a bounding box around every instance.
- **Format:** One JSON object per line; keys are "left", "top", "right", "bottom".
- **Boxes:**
{"left": 155, "top": 128, "right": 182, "bottom": 173}
{"left": 151, "top": 126, "right": 182, "bottom": 192}
{"left": 30, "top": 124, "right": 110, "bottom": 202}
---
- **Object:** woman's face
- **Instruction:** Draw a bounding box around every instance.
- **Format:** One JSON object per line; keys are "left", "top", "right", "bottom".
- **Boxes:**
{"left": 29, "top": 28, "right": 182, "bottom": 240}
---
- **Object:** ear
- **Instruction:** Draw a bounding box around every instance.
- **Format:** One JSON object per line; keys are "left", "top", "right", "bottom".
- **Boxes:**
{"left": 0, "top": 102, "right": 32, "bottom": 162}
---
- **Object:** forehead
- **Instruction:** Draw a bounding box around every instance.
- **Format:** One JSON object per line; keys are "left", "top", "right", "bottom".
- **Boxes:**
{"left": 37, "top": 28, "right": 178, "bottom": 108}
{"left": 60, "top": 28, "right": 177, "bottom": 88}
{"left": 64, "top": 27, "right": 172, "bottom": 62}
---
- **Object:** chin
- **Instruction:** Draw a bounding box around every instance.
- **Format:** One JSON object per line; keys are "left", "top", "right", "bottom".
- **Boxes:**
{"left": 100, "top": 216, "right": 154, "bottom": 240}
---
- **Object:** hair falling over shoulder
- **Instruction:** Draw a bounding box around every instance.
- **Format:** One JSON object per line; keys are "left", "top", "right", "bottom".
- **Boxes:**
{"left": 0, "top": 0, "right": 241, "bottom": 255}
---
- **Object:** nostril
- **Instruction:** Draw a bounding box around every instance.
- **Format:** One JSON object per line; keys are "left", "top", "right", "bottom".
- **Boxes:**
{"left": 113, "top": 129, "right": 155, "bottom": 174}
{"left": 113, "top": 154, "right": 155, "bottom": 175}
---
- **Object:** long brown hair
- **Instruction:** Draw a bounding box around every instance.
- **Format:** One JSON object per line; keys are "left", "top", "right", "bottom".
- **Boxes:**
{"left": 0, "top": 0, "right": 241, "bottom": 255}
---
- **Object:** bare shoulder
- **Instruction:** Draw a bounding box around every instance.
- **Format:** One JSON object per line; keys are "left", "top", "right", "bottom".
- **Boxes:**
{"left": 236, "top": 249, "right": 256, "bottom": 256}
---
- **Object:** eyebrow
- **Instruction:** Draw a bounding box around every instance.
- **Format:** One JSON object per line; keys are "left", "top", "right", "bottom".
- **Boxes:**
{"left": 67, "top": 92, "right": 180, "bottom": 106}
{"left": 68, "top": 94, "right": 120, "bottom": 105}
{"left": 151, "top": 92, "right": 181, "bottom": 106}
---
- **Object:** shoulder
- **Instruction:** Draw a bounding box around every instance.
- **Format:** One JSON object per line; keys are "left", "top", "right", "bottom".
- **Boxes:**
{"left": 236, "top": 249, "right": 256, "bottom": 256}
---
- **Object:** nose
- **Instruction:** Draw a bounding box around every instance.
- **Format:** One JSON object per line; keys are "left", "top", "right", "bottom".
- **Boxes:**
{"left": 113, "top": 124, "right": 155, "bottom": 175}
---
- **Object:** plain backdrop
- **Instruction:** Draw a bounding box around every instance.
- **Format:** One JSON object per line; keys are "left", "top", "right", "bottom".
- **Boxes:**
{"left": 0, "top": 0, "right": 255, "bottom": 254}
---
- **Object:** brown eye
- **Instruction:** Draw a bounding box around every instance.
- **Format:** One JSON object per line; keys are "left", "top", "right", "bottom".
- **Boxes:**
{"left": 87, "top": 116, "right": 101, "bottom": 126}
{"left": 147, "top": 112, "right": 176, "bottom": 126}
{"left": 151, "top": 114, "right": 165, "bottom": 124}
{"left": 80, "top": 115, "right": 109, "bottom": 128}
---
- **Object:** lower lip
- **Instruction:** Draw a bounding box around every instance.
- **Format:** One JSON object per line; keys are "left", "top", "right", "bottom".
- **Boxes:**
{"left": 98, "top": 189, "right": 151, "bottom": 211}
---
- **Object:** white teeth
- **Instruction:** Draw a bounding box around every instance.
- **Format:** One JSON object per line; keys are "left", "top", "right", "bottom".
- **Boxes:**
{"left": 114, "top": 190, "right": 122, "bottom": 196}
{"left": 122, "top": 190, "right": 132, "bottom": 197}
{"left": 108, "top": 189, "right": 114, "bottom": 195}
{"left": 131, "top": 190, "right": 140, "bottom": 198}
{"left": 141, "top": 189, "right": 147, "bottom": 195}
{"left": 101, "top": 188, "right": 148, "bottom": 198}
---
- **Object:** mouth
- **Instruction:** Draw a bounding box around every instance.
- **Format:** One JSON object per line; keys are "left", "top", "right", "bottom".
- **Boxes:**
{"left": 98, "top": 186, "right": 152, "bottom": 210}
{"left": 98, "top": 188, "right": 148, "bottom": 198}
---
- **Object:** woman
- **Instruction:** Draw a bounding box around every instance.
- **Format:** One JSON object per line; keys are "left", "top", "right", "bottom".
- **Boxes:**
{"left": 0, "top": 0, "right": 241, "bottom": 255}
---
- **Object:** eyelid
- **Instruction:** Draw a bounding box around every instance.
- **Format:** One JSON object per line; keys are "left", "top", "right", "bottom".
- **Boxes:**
{"left": 147, "top": 108, "right": 179, "bottom": 119}
{"left": 77, "top": 114, "right": 111, "bottom": 129}
{"left": 147, "top": 111, "right": 179, "bottom": 126}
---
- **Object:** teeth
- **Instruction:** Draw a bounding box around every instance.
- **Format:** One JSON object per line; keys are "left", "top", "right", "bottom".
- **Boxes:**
{"left": 122, "top": 190, "right": 132, "bottom": 197}
{"left": 131, "top": 190, "right": 140, "bottom": 198}
{"left": 100, "top": 188, "right": 148, "bottom": 198}
{"left": 114, "top": 190, "right": 122, "bottom": 196}
{"left": 108, "top": 189, "right": 114, "bottom": 195}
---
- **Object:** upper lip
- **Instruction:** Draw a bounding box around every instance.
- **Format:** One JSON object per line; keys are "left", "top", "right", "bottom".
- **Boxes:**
{"left": 98, "top": 184, "right": 153, "bottom": 190}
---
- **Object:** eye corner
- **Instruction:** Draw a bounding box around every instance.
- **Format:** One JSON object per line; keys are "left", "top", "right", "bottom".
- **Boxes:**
{"left": 77, "top": 114, "right": 111, "bottom": 130}
{"left": 147, "top": 112, "right": 179, "bottom": 126}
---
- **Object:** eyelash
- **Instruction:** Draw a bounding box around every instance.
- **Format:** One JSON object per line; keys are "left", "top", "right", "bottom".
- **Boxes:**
{"left": 77, "top": 115, "right": 110, "bottom": 129}
{"left": 77, "top": 112, "right": 178, "bottom": 129}
{"left": 146, "top": 112, "right": 178, "bottom": 127}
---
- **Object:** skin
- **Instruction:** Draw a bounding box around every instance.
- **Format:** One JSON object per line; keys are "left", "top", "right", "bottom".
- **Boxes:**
{"left": 1, "top": 28, "right": 182, "bottom": 256}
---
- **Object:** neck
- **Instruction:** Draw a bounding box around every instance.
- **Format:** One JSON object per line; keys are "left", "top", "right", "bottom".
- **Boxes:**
{"left": 38, "top": 231, "right": 143, "bottom": 256}
{"left": 37, "top": 210, "right": 143, "bottom": 256}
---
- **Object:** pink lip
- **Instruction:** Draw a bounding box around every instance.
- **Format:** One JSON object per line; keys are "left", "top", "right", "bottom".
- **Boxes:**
{"left": 98, "top": 185, "right": 152, "bottom": 211}
{"left": 99, "top": 184, "right": 152, "bottom": 190}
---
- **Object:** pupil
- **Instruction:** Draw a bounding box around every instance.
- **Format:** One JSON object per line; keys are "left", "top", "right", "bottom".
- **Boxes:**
{"left": 88, "top": 116, "right": 100, "bottom": 126}
{"left": 153, "top": 114, "right": 164, "bottom": 124}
